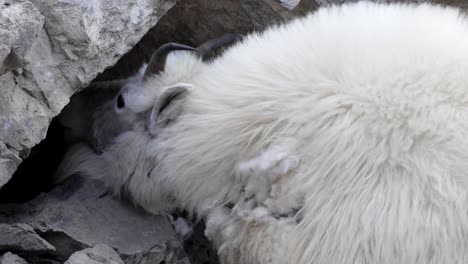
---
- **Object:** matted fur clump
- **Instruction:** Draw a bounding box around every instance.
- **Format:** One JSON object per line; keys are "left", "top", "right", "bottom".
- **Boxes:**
{"left": 56, "top": 2, "right": 468, "bottom": 264}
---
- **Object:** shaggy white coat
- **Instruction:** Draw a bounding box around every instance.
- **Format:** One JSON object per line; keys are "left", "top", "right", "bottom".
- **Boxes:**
{"left": 58, "top": 2, "right": 468, "bottom": 263}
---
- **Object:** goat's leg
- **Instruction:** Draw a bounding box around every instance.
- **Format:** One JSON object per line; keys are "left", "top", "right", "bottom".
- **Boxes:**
{"left": 233, "top": 139, "right": 302, "bottom": 223}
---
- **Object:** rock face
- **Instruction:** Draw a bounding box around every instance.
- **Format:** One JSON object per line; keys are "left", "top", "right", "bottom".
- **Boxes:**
{"left": 0, "top": 0, "right": 176, "bottom": 189}
{"left": 0, "top": 142, "right": 21, "bottom": 188}
{"left": 0, "top": 252, "right": 28, "bottom": 264}
{"left": 0, "top": 176, "right": 189, "bottom": 263}
{"left": 65, "top": 244, "right": 124, "bottom": 264}
{"left": 0, "top": 177, "right": 188, "bottom": 263}
{"left": 0, "top": 223, "right": 55, "bottom": 254}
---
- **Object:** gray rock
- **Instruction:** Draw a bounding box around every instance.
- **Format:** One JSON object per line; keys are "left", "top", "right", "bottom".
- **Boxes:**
{"left": 0, "top": 0, "right": 45, "bottom": 187}
{"left": 0, "top": 1, "right": 43, "bottom": 75}
{"left": 0, "top": 223, "right": 55, "bottom": 253}
{"left": 123, "top": 242, "right": 190, "bottom": 264}
{"left": 278, "top": 0, "right": 302, "bottom": 10}
{"left": 0, "top": 0, "right": 176, "bottom": 189}
{"left": 0, "top": 252, "right": 28, "bottom": 264}
{"left": 0, "top": 176, "right": 189, "bottom": 263}
{"left": 0, "top": 141, "right": 21, "bottom": 187}
{"left": 65, "top": 244, "right": 124, "bottom": 264}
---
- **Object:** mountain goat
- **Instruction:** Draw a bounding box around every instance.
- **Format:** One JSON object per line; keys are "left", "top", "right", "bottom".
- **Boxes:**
{"left": 56, "top": 1, "right": 468, "bottom": 263}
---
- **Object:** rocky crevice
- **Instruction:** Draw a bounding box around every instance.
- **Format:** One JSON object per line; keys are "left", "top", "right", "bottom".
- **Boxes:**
{"left": 0, "top": 0, "right": 177, "bottom": 186}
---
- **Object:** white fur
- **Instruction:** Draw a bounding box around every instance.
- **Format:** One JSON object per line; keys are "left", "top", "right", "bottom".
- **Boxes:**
{"left": 59, "top": 2, "right": 468, "bottom": 263}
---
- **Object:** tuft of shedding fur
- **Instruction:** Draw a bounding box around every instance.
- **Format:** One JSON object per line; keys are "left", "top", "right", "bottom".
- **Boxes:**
{"left": 58, "top": 2, "right": 468, "bottom": 263}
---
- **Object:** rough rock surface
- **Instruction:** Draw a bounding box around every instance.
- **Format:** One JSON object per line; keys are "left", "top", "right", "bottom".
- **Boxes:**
{"left": 0, "top": 176, "right": 188, "bottom": 263}
{"left": 65, "top": 244, "right": 124, "bottom": 264}
{"left": 279, "top": 0, "right": 302, "bottom": 9}
{"left": 0, "top": 0, "right": 176, "bottom": 188}
{"left": 0, "top": 252, "right": 28, "bottom": 264}
{"left": 0, "top": 223, "right": 55, "bottom": 254}
{"left": 0, "top": 142, "right": 21, "bottom": 188}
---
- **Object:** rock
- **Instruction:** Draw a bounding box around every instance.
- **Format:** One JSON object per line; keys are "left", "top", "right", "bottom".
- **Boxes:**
{"left": 0, "top": 252, "right": 28, "bottom": 264}
{"left": 0, "top": 0, "right": 45, "bottom": 188}
{"left": 0, "top": 223, "right": 55, "bottom": 254}
{"left": 65, "top": 244, "right": 124, "bottom": 264}
{"left": 122, "top": 242, "right": 190, "bottom": 264}
{"left": 0, "top": 0, "right": 177, "bottom": 189}
{"left": 0, "top": 142, "right": 21, "bottom": 188}
{"left": 278, "top": 0, "right": 302, "bottom": 10}
{"left": 0, "top": 176, "right": 189, "bottom": 263}
{"left": 0, "top": 1, "right": 43, "bottom": 75}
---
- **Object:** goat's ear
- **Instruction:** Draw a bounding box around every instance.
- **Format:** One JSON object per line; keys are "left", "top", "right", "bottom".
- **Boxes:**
{"left": 148, "top": 86, "right": 190, "bottom": 135}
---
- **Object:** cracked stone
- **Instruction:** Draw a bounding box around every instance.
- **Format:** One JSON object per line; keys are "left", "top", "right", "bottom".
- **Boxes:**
{"left": 0, "top": 141, "right": 21, "bottom": 187}
{"left": 64, "top": 244, "right": 124, "bottom": 264}
{"left": 0, "top": 176, "right": 189, "bottom": 263}
{"left": 0, "top": 252, "right": 28, "bottom": 264}
{"left": 0, "top": 223, "right": 55, "bottom": 254}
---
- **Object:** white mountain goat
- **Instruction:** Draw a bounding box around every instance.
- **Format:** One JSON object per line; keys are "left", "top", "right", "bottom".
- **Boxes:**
{"left": 55, "top": 2, "right": 468, "bottom": 263}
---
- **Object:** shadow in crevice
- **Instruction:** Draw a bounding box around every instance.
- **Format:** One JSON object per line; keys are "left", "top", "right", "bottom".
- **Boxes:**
{"left": 0, "top": 118, "right": 67, "bottom": 204}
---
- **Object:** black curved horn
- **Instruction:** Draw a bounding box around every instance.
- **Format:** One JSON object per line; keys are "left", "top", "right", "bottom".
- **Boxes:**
{"left": 197, "top": 33, "right": 243, "bottom": 60}
{"left": 144, "top": 43, "right": 198, "bottom": 79}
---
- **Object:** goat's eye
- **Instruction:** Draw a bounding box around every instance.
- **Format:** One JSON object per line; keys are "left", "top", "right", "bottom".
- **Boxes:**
{"left": 117, "top": 94, "right": 125, "bottom": 109}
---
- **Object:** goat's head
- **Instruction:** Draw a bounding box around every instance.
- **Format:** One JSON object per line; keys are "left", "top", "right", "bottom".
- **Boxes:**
{"left": 55, "top": 34, "right": 242, "bottom": 213}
